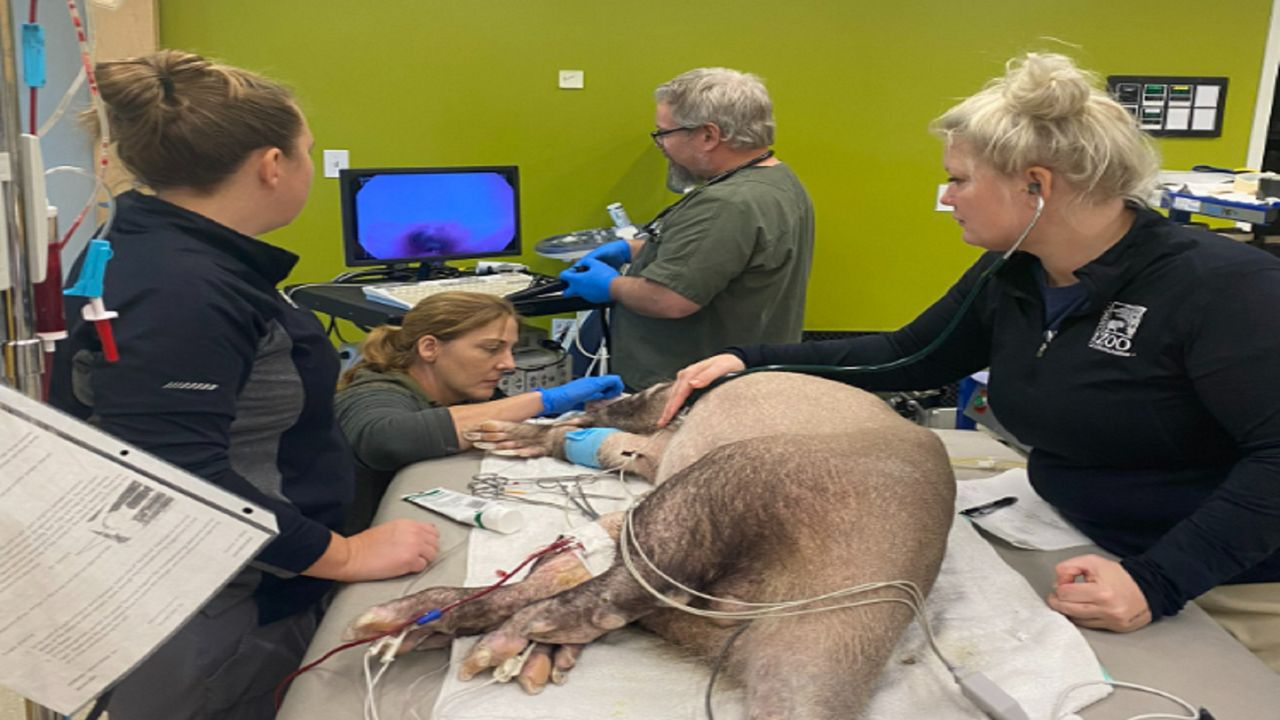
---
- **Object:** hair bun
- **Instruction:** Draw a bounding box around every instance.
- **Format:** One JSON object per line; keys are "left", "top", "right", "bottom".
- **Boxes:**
{"left": 1002, "top": 53, "right": 1093, "bottom": 121}
{"left": 86, "top": 49, "right": 301, "bottom": 191}
{"left": 97, "top": 49, "right": 211, "bottom": 117}
{"left": 147, "top": 50, "right": 214, "bottom": 109}
{"left": 151, "top": 49, "right": 212, "bottom": 86}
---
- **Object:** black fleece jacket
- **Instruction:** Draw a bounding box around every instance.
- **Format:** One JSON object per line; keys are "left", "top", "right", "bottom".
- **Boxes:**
{"left": 733, "top": 207, "right": 1280, "bottom": 619}
{"left": 51, "top": 191, "right": 353, "bottom": 623}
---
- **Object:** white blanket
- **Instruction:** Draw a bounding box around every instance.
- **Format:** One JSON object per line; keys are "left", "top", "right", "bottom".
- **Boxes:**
{"left": 430, "top": 456, "right": 1110, "bottom": 719}
{"left": 954, "top": 468, "right": 1093, "bottom": 551}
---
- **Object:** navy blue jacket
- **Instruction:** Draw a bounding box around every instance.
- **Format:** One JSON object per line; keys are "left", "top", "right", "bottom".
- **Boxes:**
{"left": 51, "top": 191, "right": 353, "bottom": 623}
{"left": 733, "top": 207, "right": 1280, "bottom": 619}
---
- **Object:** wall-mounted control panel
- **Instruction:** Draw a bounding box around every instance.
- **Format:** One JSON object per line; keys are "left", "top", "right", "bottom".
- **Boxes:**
{"left": 1106, "top": 75, "right": 1227, "bottom": 137}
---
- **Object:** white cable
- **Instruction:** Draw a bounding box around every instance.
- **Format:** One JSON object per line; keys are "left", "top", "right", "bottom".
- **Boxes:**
{"left": 361, "top": 646, "right": 392, "bottom": 720}
{"left": 572, "top": 318, "right": 603, "bottom": 376}
{"left": 589, "top": 424, "right": 666, "bottom": 500}
{"left": 431, "top": 674, "right": 502, "bottom": 718}
{"left": 36, "top": 69, "right": 87, "bottom": 137}
{"left": 615, "top": 463, "right": 639, "bottom": 501}
{"left": 1052, "top": 680, "right": 1198, "bottom": 720}
{"left": 35, "top": 0, "right": 102, "bottom": 137}
{"left": 362, "top": 628, "right": 408, "bottom": 720}
{"left": 45, "top": 164, "right": 114, "bottom": 245}
{"left": 621, "top": 504, "right": 918, "bottom": 610}
{"left": 617, "top": 505, "right": 951, "bottom": 668}
{"left": 402, "top": 659, "right": 451, "bottom": 720}
{"left": 569, "top": 312, "right": 609, "bottom": 377}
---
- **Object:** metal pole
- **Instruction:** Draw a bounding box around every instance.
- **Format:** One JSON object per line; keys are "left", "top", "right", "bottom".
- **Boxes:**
{"left": 4, "top": 1, "right": 65, "bottom": 717}
{"left": 0, "top": 0, "right": 44, "bottom": 400}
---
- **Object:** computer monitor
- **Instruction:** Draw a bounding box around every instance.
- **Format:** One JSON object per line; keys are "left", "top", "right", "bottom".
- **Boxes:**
{"left": 339, "top": 166, "right": 520, "bottom": 271}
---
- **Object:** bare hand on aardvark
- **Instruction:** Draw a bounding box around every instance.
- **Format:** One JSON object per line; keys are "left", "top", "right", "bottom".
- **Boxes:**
{"left": 658, "top": 353, "right": 746, "bottom": 426}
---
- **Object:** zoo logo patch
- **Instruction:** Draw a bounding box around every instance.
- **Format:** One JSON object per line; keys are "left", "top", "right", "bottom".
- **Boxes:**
{"left": 1088, "top": 302, "right": 1146, "bottom": 357}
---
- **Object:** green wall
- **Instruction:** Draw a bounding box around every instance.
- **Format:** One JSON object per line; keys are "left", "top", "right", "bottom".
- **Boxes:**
{"left": 159, "top": 0, "right": 1273, "bottom": 331}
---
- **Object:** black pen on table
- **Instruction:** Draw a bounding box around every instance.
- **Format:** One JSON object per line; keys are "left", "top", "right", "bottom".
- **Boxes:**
{"left": 960, "top": 495, "right": 1018, "bottom": 518}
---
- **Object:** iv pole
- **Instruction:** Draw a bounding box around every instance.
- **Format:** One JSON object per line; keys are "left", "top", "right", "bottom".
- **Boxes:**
{"left": 2, "top": 1, "right": 69, "bottom": 718}
{"left": 0, "top": 0, "right": 43, "bottom": 400}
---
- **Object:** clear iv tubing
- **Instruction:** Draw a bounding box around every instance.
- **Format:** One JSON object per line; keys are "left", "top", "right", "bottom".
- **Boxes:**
{"left": 45, "top": 165, "right": 115, "bottom": 247}
{"left": 695, "top": 197, "right": 1045, "bottom": 397}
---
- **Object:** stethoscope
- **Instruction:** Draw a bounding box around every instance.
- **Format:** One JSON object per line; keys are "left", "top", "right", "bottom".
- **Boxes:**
{"left": 640, "top": 149, "right": 776, "bottom": 241}
{"left": 521, "top": 150, "right": 780, "bottom": 303}
{"left": 682, "top": 190, "right": 1046, "bottom": 410}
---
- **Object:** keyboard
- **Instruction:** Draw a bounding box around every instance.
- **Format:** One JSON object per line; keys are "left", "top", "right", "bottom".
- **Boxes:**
{"left": 361, "top": 273, "right": 538, "bottom": 310}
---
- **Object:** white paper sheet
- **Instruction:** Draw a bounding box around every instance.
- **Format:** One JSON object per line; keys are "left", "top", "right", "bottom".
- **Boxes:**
{"left": 955, "top": 468, "right": 1092, "bottom": 550}
{"left": 0, "top": 385, "right": 276, "bottom": 714}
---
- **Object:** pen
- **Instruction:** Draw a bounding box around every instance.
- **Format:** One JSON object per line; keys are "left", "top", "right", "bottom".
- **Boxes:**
{"left": 960, "top": 495, "right": 1018, "bottom": 518}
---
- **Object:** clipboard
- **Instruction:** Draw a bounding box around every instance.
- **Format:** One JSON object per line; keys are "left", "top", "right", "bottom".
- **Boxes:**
{"left": 0, "top": 383, "right": 278, "bottom": 714}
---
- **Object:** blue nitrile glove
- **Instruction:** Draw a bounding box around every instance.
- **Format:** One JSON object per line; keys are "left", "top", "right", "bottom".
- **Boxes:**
{"left": 559, "top": 258, "right": 618, "bottom": 304}
{"left": 537, "top": 375, "right": 625, "bottom": 416}
{"left": 581, "top": 239, "right": 632, "bottom": 269}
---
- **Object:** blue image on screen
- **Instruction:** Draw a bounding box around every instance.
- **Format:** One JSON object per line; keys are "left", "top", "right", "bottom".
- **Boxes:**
{"left": 355, "top": 172, "right": 516, "bottom": 261}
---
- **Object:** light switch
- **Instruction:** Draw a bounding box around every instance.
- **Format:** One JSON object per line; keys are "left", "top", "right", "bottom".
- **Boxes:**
{"left": 323, "top": 149, "right": 349, "bottom": 179}
{"left": 936, "top": 184, "right": 953, "bottom": 212}
{"left": 558, "top": 70, "right": 584, "bottom": 90}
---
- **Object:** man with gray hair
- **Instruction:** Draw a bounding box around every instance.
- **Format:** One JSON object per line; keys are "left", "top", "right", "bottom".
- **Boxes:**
{"left": 559, "top": 67, "right": 815, "bottom": 389}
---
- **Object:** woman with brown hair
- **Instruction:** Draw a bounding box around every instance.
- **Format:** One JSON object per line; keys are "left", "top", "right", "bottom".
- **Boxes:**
{"left": 335, "top": 291, "right": 623, "bottom": 530}
{"left": 50, "top": 50, "right": 439, "bottom": 718}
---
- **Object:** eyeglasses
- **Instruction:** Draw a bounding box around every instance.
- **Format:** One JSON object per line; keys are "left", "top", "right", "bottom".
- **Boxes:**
{"left": 650, "top": 125, "right": 699, "bottom": 147}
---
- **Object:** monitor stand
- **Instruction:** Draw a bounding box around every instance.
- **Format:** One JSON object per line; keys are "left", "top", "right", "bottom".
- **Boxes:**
{"left": 342, "top": 262, "right": 463, "bottom": 283}
{"left": 415, "top": 261, "right": 463, "bottom": 281}
{"left": 364, "top": 263, "right": 415, "bottom": 283}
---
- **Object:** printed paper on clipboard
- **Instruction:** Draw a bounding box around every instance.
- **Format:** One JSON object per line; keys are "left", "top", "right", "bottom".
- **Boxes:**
{"left": 0, "top": 383, "right": 278, "bottom": 715}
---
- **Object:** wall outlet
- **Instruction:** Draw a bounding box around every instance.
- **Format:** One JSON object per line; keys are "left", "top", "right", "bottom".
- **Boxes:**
{"left": 551, "top": 318, "right": 575, "bottom": 346}
{"left": 323, "top": 149, "right": 350, "bottom": 179}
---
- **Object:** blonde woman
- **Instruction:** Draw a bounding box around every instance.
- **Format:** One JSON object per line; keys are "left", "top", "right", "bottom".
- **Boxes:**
{"left": 662, "top": 53, "right": 1280, "bottom": 671}
{"left": 335, "top": 291, "right": 622, "bottom": 530}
